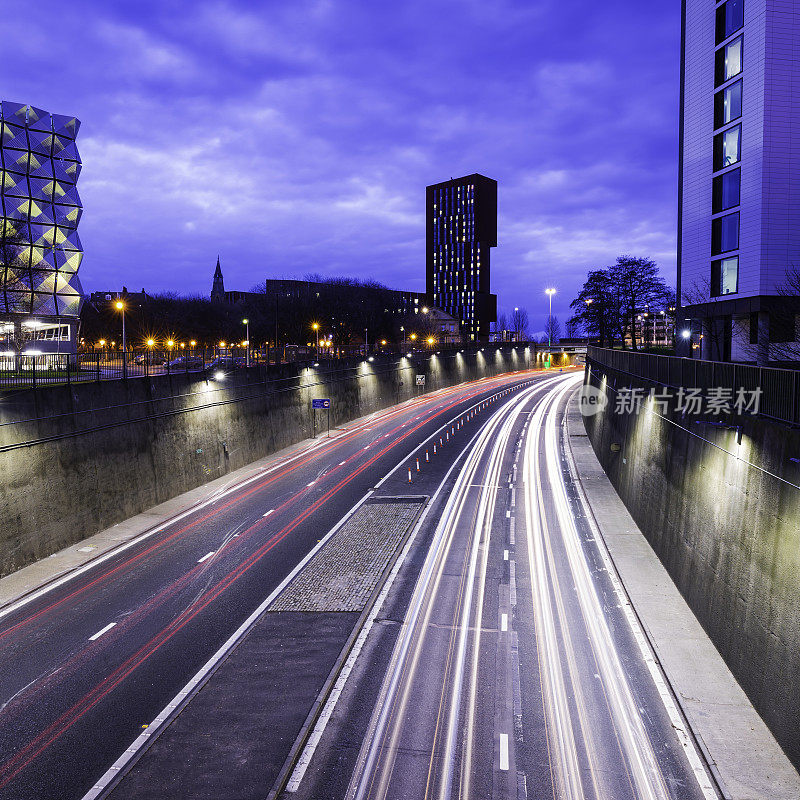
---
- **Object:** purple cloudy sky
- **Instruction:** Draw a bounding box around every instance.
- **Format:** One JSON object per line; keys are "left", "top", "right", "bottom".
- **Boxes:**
{"left": 3, "top": 0, "right": 680, "bottom": 331}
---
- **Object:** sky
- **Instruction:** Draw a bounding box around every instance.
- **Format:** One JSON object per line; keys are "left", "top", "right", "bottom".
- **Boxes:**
{"left": 2, "top": 0, "right": 681, "bottom": 331}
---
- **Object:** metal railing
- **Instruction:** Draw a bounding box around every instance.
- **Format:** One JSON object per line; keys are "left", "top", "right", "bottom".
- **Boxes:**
{"left": 586, "top": 346, "right": 800, "bottom": 426}
{"left": 0, "top": 341, "right": 559, "bottom": 390}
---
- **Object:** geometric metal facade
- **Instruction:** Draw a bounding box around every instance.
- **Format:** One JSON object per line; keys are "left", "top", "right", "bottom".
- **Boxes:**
{"left": 0, "top": 101, "right": 83, "bottom": 318}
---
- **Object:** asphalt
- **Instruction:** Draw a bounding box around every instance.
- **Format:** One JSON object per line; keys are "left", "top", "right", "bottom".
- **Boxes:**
{"left": 565, "top": 391, "right": 800, "bottom": 800}
{"left": 294, "top": 373, "right": 716, "bottom": 800}
{"left": 0, "top": 368, "right": 552, "bottom": 800}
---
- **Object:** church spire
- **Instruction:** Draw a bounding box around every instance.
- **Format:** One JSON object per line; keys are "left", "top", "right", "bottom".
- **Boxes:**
{"left": 211, "top": 255, "right": 225, "bottom": 301}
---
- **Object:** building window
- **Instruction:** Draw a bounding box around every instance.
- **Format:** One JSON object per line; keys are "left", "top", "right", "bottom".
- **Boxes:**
{"left": 711, "top": 256, "right": 739, "bottom": 296}
{"left": 711, "top": 212, "right": 739, "bottom": 254}
{"left": 715, "top": 36, "right": 743, "bottom": 86}
{"left": 712, "top": 168, "right": 741, "bottom": 212}
{"left": 716, "top": 0, "right": 744, "bottom": 45}
{"left": 713, "top": 124, "right": 741, "bottom": 170}
{"left": 714, "top": 80, "right": 742, "bottom": 128}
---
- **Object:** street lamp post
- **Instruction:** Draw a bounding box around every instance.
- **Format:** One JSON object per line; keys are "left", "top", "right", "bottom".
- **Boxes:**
{"left": 312, "top": 322, "right": 320, "bottom": 355}
{"left": 584, "top": 298, "right": 593, "bottom": 346}
{"left": 115, "top": 301, "right": 127, "bottom": 379}
{"left": 364, "top": 328, "right": 368, "bottom": 356}
{"left": 242, "top": 318, "right": 250, "bottom": 366}
{"left": 400, "top": 326, "right": 405, "bottom": 351}
{"left": 545, "top": 288, "right": 556, "bottom": 348}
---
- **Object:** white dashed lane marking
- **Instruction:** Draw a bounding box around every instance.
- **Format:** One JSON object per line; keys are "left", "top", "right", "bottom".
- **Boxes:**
{"left": 89, "top": 622, "right": 116, "bottom": 641}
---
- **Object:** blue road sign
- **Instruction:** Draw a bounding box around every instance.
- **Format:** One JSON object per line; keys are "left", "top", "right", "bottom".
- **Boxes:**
{"left": 312, "top": 398, "right": 331, "bottom": 409}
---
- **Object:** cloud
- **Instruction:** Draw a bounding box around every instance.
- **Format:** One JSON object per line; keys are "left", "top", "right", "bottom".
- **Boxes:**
{"left": 0, "top": 0, "right": 681, "bottom": 327}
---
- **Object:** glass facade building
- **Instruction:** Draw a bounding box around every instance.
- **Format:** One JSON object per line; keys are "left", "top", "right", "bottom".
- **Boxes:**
{"left": 678, "top": 0, "right": 800, "bottom": 363}
{"left": 426, "top": 174, "right": 497, "bottom": 342}
{"left": 0, "top": 101, "right": 83, "bottom": 353}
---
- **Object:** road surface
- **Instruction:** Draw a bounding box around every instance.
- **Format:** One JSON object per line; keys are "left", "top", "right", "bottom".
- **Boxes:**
{"left": 304, "top": 372, "right": 718, "bottom": 800}
{"left": 0, "top": 369, "right": 543, "bottom": 800}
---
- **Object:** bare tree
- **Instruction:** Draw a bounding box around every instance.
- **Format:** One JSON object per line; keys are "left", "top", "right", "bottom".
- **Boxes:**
{"left": 542, "top": 315, "right": 562, "bottom": 346}
{"left": 510, "top": 307, "right": 529, "bottom": 340}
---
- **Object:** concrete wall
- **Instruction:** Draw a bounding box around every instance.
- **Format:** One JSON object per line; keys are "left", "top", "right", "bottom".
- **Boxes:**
{"left": 582, "top": 358, "right": 800, "bottom": 768}
{"left": 0, "top": 345, "right": 568, "bottom": 577}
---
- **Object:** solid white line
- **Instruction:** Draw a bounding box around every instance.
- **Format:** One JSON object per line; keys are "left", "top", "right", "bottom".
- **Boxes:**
{"left": 263, "top": 509, "right": 274, "bottom": 517}
{"left": 501, "top": 613, "right": 508, "bottom": 632}
{"left": 499, "top": 733, "right": 509, "bottom": 770}
{"left": 197, "top": 552, "right": 215, "bottom": 563}
{"left": 81, "top": 488, "right": 379, "bottom": 800}
{"left": 89, "top": 622, "right": 116, "bottom": 641}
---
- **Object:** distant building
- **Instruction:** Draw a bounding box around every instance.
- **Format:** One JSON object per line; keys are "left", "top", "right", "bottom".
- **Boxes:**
{"left": 88, "top": 288, "right": 149, "bottom": 310}
{"left": 0, "top": 101, "right": 84, "bottom": 354}
{"left": 425, "top": 306, "right": 460, "bottom": 345}
{"left": 210, "top": 262, "right": 426, "bottom": 319}
{"left": 211, "top": 256, "right": 225, "bottom": 301}
{"left": 426, "top": 174, "right": 497, "bottom": 342}
{"left": 678, "top": 0, "right": 800, "bottom": 363}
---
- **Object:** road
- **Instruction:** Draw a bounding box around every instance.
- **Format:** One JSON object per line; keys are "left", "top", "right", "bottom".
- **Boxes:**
{"left": 328, "top": 372, "right": 718, "bottom": 800}
{"left": 0, "top": 368, "right": 545, "bottom": 800}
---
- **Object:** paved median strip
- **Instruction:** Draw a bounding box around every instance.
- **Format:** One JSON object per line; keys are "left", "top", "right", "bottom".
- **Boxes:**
{"left": 270, "top": 499, "right": 425, "bottom": 613}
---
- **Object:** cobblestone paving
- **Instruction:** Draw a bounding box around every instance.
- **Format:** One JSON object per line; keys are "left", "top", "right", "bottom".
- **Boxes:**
{"left": 270, "top": 500, "right": 424, "bottom": 612}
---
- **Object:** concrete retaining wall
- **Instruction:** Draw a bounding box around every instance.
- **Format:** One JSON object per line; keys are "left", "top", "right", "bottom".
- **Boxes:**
{"left": 0, "top": 345, "right": 566, "bottom": 578}
{"left": 582, "top": 359, "right": 800, "bottom": 768}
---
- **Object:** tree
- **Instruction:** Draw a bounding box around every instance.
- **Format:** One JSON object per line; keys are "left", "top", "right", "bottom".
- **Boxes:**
{"left": 568, "top": 269, "right": 619, "bottom": 347}
{"left": 610, "top": 256, "right": 672, "bottom": 350}
{"left": 542, "top": 315, "right": 561, "bottom": 346}
{"left": 510, "top": 307, "right": 529, "bottom": 341}
{"left": 570, "top": 257, "right": 673, "bottom": 349}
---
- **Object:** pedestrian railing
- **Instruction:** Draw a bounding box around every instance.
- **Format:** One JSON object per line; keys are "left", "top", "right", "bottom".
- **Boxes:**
{"left": 586, "top": 346, "right": 800, "bottom": 427}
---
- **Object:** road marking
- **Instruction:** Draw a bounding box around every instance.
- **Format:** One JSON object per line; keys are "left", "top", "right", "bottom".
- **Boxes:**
{"left": 364, "top": 446, "right": 370, "bottom": 450}
{"left": 506, "top": 510, "right": 511, "bottom": 518}
{"left": 263, "top": 510, "right": 274, "bottom": 517}
{"left": 501, "top": 613, "right": 508, "bottom": 632}
{"left": 504, "top": 549, "right": 509, "bottom": 561}
{"left": 339, "top": 461, "right": 347, "bottom": 466}
{"left": 197, "top": 552, "right": 215, "bottom": 563}
{"left": 89, "top": 622, "right": 116, "bottom": 641}
{"left": 307, "top": 482, "right": 315, "bottom": 487}
{"left": 499, "top": 733, "right": 509, "bottom": 770}
{"left": 509, "top": 560, "right": 517, "bottom": 606}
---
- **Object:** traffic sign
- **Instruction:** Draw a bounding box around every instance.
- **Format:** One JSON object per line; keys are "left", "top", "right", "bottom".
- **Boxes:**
{"left": 312, "top": 398, "right": 331, "bottom": 409}
{"left": 416, "top": 375, "right": 426, "bottom": 386}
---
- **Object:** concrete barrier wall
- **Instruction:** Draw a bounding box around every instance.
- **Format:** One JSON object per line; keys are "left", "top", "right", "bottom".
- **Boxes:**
{"left": 582, "top": 360, "right": 800, "bottom": 768}
{"left": 0, "top": 345, "right": 572, "bottom": 578}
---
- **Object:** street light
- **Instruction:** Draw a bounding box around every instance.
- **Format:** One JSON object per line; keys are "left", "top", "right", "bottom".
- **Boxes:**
{"left": 426, "top": 336, "right": 435, "bottom": 346}
{"left": 242, "top": 318, "right": 250, "bottom": 366}
{"left": 585, "top": 298, "right": 593, "bottom": 345}
{"left": 115, "top": 300, "right": 127, "bottom": 378}
{"left": 545, "top": 288, "right": 556, "bottom": 348}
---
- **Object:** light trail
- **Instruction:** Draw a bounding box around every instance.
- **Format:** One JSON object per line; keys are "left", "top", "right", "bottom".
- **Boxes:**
{"left": 346, "top": 375, "right": 567, "bottom": 800}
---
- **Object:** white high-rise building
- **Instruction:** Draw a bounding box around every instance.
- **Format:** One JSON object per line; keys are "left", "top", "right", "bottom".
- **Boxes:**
{"left": 678, "top": 0, "right": 800, "bottom": 364}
